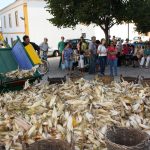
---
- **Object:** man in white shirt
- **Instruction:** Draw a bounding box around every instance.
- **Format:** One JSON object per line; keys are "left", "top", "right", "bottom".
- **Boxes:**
{"left": 40, "top": 38, "right": 49, "bottom": 60}
{"left": 97, "top": 39, "right": 107, "bottom": 76}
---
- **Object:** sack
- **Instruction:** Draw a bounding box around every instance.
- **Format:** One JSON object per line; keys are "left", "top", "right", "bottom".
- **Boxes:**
{"left": 61, "top": 63, "right": 66, "bottom": 70}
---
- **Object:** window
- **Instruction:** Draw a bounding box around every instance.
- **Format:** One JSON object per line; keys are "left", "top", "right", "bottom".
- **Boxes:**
{"left": 4, "top": 16, "right": 6, "bottom": 28}
{"left": 9, "top": 14, "right": 12, "bottom": 28}
{"left": 15, "top": 11, "right": 19, "bottom": 26}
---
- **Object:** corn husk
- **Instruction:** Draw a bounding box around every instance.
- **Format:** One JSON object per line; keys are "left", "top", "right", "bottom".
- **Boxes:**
{"left": 0, "top": 78, "right": 149, "bottom": 150}
{"left": 5, "top": 67, "right": 37, "bottom": 79}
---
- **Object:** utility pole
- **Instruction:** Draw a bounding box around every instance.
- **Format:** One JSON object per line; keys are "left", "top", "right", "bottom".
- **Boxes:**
{"left": 128, "top": 23, "right": 129, "bottom": 40}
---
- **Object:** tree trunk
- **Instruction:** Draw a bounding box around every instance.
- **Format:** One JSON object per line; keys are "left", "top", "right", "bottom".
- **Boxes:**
{"left": 99, "top": 23, "right": 110, "bottom": 46}
{"left": 103, "top": 28, "right": 109, "bottom": 46}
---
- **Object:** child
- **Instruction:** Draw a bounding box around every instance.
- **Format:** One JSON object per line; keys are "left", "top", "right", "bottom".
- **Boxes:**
{"left": 78, "top": 51, "right": 84, "bottom": 75}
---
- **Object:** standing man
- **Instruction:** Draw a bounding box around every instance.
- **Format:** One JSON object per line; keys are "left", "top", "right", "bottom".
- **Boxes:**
{"left": 58, "top": 36, "right": 65, "bottom": 68}
{"left": 77, "top": 37, "right": 88, "bottom": 53}
{"left": 39, "top": 38, "right": 49, "bottom": 60}
{"left": 89, "top": 36, "right": 97, "bottom": 74}
{"left": 22, "top": 35, "right": 40, "bottom": 55}
{"left": 77, "top": 37, "right": 89, "bottom": 65}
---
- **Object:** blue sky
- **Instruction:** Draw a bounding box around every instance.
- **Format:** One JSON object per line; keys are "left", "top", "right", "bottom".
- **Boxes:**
{"left": 0, "top": 0, "right": 15, "bottom": 9}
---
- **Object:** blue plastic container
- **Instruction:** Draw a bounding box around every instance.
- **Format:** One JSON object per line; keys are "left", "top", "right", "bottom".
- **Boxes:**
{"left": 12, "top": 40, "right": 33, "bottom": 70}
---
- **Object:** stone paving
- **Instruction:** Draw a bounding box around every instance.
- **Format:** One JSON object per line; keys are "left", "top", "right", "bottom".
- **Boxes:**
{"left": 43, "top": 57, "right": 150, "bottom": 81}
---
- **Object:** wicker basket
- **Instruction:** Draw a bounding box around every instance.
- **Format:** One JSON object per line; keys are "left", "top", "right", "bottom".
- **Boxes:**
{"left": 22, "top": 139, "right": 72, "bottom": 150}
{"left": 105, "top": 126, "right": 150, "bottom": 150}
{"left": 0, "top": 143, "right": 5, "bottom": 150}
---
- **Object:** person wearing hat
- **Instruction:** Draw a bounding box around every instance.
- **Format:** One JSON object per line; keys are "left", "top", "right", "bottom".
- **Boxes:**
{"left": 58, "top": 36, "right": 65, "bottom": 68}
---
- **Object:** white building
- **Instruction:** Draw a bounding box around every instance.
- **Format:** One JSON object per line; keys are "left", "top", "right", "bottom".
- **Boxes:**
{"left": 0, "top": 0, "right": 95, "bottom": 48}
{"left": 0, "top": 0, "right": 148, "bottom": 48}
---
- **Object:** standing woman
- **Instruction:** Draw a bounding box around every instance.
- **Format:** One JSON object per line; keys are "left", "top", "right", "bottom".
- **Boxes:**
{"left": 62, "top": 43, "right": 73, "bottom": 74}
{"left": 108, "top": 42, "right": 118, "bottom": 77}
{"left": 97, "top": 39, "right": 107, "bottom": 76}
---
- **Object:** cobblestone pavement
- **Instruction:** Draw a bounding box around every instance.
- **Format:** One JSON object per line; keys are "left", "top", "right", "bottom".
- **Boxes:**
{"left": 42, "top": 57, "right": 150, "bottom": 82}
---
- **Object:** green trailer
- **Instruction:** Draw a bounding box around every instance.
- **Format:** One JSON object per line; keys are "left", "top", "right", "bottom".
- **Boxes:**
{"left": 0, "top": 47, "right": 42, "bottom": 93}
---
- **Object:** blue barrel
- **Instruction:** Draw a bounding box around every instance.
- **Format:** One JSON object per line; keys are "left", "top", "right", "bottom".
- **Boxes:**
{"left": 12, "top": 40, "right": 33, "bottom": 70}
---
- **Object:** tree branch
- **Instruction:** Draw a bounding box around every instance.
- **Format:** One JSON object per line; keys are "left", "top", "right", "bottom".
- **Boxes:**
{"left": 99, "top": 25, "right": 105, "bottom": 31}
{"left": 109, "top": 22, "right": 116, "bottom": 28}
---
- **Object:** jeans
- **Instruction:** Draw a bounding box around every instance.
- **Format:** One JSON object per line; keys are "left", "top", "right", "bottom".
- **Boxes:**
{"left": 109, "top": 59, "right": 118, "bottom": 76}
{"left": 65, "top": 60, "right": 73, "bottom": 70}
{"left": 89, "top": 54, "right": 97, "bottom": 74}
{"left": 99, "top": 56, "right": 107, "bottom": 75}
{"left": 84, "top": 57, "right": 89, "bottom": 65}
{"left": 42, "top": 51, "right": 48, "bottom": 60}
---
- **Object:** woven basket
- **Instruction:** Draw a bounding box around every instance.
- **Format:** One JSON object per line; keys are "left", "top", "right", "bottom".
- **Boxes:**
{"left": 22, "top": 139, "right": 72, "bottom": 150}
{"left": 105, "top": 126, "right": 150, "bottom": 150}
{"left": 0, "top": 143, "right": 5, "bottom": 150}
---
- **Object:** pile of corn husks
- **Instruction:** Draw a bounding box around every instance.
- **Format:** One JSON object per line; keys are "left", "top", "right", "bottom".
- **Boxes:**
{"left": 5, "top": 67, "right": 37, "bottom": 79}
{"left": 0, "top": 78, "right": 150, "bottom": 150}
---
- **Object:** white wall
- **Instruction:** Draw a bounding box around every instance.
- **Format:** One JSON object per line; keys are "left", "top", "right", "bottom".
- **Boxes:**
{"left": 27, "top": 0, "right": 95, "bottom": 48}
{"left": 0, "top": 3, "right": 25, "bottom": 46}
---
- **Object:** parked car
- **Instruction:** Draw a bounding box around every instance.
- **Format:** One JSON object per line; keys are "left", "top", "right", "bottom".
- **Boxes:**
{"left": 132, "top": 36, "right": 149, "bottom": 43}
{"left": 65, "top": 38, "right": 91, "bottom": 50}
{"left": 47, "top": 47, "right": 60, "bottom": 57}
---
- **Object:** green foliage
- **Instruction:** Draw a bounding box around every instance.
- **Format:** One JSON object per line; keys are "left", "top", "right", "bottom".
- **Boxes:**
{"left": 45, "top": 0, "right": 150, "bottom": 38}
{"left": 126, "top": 0, "right": 150, "bottom": 33}
{"left": 45, "top": 0, "right": 127, "bottom": 29}
{"left": 45, "top": 0, "right": 78, "bottom": 27}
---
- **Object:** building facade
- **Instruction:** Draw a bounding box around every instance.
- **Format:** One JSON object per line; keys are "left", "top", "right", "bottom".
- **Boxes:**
{"left": 0, "top": 0, "right": 95, "bottom": 48}
{"left": 0, "top": 0, "right": 26, "bottom": 46}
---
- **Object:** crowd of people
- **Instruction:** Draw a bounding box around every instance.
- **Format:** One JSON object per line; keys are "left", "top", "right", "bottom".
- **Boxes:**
{"left": 1, "top": 34, "right": 149, "bottom": 77}
{"left": 58, "top": 36, "right": 150, "bottom": 77}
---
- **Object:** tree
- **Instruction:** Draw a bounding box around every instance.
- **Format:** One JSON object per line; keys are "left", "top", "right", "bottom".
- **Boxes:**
{"left": 126, "top": 0, "right": 150, "bottom": 34}
{"left": 45, "top": 0, "right": 128, "bottom": 43}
